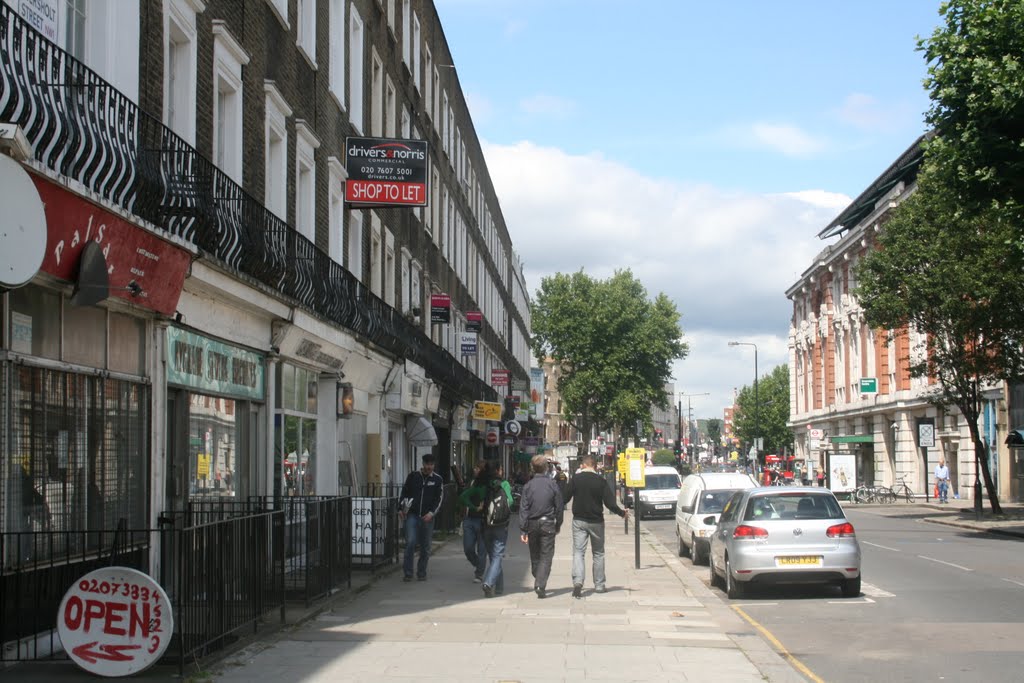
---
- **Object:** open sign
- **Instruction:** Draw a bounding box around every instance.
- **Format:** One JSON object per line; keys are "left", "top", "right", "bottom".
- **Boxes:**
{"left": 57, "top": 567, "right": 173, "bottom": 677}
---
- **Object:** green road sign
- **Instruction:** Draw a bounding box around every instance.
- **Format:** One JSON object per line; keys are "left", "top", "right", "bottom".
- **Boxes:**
{"left": 859, "top": 377, "right": 878, "bottom": 393}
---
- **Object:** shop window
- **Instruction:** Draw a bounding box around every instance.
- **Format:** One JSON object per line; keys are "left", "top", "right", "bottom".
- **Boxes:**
{"left": 3, "top": 365, "right": 148, "bottom": 563}
{"left": 63, "top": 303, "right": 106, "bottom": 368}
{"left": 7, "top": 286, "right": 60, "bottom": 359}
{"left": 108, "top": 312, "right": 146, "bottom": 375}
{"left": 275, "top": 364, "right": 319, "bottom": 496}
{"left": 188, "top": 394, "right": 239, "bottom": 497}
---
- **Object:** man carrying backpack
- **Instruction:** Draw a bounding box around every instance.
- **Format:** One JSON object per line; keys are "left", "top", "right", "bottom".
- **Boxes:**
{"left": 471, "top": 461, "right": 513, "bottom": 598}
{"left": 399, "top": 453, "right": 445, "bottom": 582}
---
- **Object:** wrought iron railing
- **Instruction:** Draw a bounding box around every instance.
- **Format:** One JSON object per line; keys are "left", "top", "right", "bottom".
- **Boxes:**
{"left": 0, "top": 3, "right": 499, "bottom": 401}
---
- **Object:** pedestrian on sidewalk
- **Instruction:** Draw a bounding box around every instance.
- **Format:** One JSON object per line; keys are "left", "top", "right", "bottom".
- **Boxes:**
{"left": 478, "top": 461, "right": 514, "bottom": 598}
{"left": 563, "top": 453, "right": 628, "bottom": 598}
{"left": 457, "top": 460, "right": 488, "bottom": 582}
{"left": 399, "top": 453, "right": 445, "bottom": 581}
{"left": 935, "top": 458, "right": 950, "bottom": 504}
{"left": 519, "top": 454, "right": 564, "bottom": 599}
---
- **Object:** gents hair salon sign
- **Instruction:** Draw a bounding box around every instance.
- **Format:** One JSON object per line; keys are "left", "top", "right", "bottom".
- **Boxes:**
{"left": 345, "top": 137, "right": 428, "bottom": 207}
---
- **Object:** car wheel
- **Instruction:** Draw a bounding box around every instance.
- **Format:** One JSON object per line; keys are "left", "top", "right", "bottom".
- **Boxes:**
{"left": 708, "top": 553, "right": 721, "bottom": 589}
{"left": 691, "top": 536, "right": 705, "bottom": 565}
{"left": 841, "top": 575, "right": 861, "bottom": 598}
{"left": 677, "top": 529, "right": 689, "bottom": 557}
{"left": 725, "top": 556, "right": 745, "bottom": 599}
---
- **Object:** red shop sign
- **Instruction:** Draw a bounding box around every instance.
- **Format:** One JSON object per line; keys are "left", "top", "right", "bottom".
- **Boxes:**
{"left": 57, "top": 567, "right": 173, "bottom": 677}
{"left": 33, "top": 175, "right": 192, "bottom": 315}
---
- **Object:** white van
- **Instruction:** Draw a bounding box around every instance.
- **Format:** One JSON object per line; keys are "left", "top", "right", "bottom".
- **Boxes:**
{"left": 675, "top": 471, "right": 758, "bottom": 564}
{"left": 633, "top": 466, "right": 682, "bottom": 519}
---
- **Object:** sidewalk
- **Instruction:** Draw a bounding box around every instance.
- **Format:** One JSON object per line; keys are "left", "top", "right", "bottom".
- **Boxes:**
{"left": 894, "top": 496, "right": 1024, "bottom": 538}
{"left": 198, "top": 514, "right": 804, "bottom": 683}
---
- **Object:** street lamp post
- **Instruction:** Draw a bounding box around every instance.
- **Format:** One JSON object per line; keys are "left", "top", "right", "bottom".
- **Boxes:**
{"left": 728, "top": 341, "right": 759, "bottom": 470}
{"left": 679, "top": 392, "right": 710, "bottom": 467}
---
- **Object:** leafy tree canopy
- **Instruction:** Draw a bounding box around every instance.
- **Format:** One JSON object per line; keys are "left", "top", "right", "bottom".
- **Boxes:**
{"left": 531, "top": 269, "right": 688, "bottom": 441}
{"left": 733, "top": 365, "right": 793, "bottom": 457}
{"left": 920, "top": 0, "right": 1024, "bottom": 223}
{"left": 705, "top": 418, "right": 723, "bottom": 451}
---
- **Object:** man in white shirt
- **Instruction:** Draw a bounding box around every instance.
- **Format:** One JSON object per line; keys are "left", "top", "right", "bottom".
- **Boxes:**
{"left": 934, "top": 458, "right": 950, "bottom": 504}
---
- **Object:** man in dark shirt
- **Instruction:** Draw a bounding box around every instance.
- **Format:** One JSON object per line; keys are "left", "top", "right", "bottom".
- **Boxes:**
{"left": 563, "top": 453, "right": 628, "bottom": 598}
{"left": 399, "top": 454, "right": 445, "bottom": 581}
{"left": 518, "top": 454, "right": 564, "bottom": 599}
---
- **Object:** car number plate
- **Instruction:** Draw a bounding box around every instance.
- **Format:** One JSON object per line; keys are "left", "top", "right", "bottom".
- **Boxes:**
{"left": 655, "top": 504, "right": 672, "bottom": 510}
{"left": 776, "top": 556, "right": 822, "bottom": 566}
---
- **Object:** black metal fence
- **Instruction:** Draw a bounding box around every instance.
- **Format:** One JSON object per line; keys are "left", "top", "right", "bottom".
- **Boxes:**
{"left": 0, "top": 3, "right": 502, "bottom": 401}
{"left": 0, "top": 492, "right": 403, "bottom": 672}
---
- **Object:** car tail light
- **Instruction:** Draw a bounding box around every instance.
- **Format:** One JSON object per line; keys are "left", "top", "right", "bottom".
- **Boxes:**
{"left": 827, "top": 522, "right": 856, "bottom": 538}
{"left": 732, "top": 525, "right": 768, "bottom": 539}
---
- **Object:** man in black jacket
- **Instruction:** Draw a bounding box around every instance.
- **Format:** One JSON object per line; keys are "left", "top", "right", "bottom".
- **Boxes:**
{"left": 518, "top": 455, "right": 564, "bottom": 599}
{"left": 399, "top": 454, "right": 445, "bottom": 581}
{"left": 563, "top": 453, "right": 628, "bottom": 598}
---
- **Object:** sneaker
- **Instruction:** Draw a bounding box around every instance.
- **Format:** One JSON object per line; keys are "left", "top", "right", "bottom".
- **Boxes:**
{"left": 482, "top": 584, "right": 494, "bottom": 598}
{"left": 402, "top": 575, "right": 413, "bottom": 582}
{"left": 595, "top": 586, "right": 607, "bottom": 594}
{"left": 473, "top": 576, "right": 483, "bottom": 583}
{"left": 535, "top": 586, "right": 546, "bottom": 599}
{"left": 572, "top": 584, "right": 583, "bottom": 599}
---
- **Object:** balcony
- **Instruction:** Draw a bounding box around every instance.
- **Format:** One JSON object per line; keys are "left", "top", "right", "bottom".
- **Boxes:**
{"left": 0, "top": 5, "right": 493, "bottom": 401}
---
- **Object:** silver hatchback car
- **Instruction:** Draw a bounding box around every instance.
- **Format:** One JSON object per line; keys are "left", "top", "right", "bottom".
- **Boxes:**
{"left": 708, "top": 487, "right": 861, "bottom": 599}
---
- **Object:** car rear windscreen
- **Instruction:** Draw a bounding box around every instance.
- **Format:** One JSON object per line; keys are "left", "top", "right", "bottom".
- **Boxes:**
{"left": 743, "top": 493, "right": 844, "bottom": 521}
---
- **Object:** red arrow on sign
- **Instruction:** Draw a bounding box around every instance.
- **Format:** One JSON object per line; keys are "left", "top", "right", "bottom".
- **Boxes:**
{"left": 72, "top": 642, "right": 141, "bottom": 664}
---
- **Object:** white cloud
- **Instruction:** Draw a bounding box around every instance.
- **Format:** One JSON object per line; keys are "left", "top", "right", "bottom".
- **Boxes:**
{"left": 834, "top": 92, "right": 917, "bottom": 134}
{"left": 518, "top": 93, "right": 576, "bottom": 118}
{"left": 482, "top": 140, "right": 847, "bottom": 423}
{"left": 749, "top": 123, "right": 828, "bottom": 158}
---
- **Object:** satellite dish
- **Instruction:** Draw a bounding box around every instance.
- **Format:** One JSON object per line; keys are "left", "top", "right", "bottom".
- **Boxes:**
{"left": 0, "top": 154, "right": 47, "bottom": 290}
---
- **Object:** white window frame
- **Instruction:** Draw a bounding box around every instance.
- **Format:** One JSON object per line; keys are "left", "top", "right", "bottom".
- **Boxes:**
{"left": 369, "top": 213, "right": 383, "bottom": 295}
{"left": 329, "top": 0, "right": 346, "bottom": 110}
{"left": 295, "top": 120, "right": 320, "bottom": 242}
{"left": 265, "top": 0, "right": 288, "bottom": 28}
{"left": 384, "top": 229, "right": 395, "bottom": 307}
{"left": 328, "top": 157, "right": 347, "bottom": 266}
{"left": 296, "top": 0, "right": 317, "bottom": 68}
{"left": 411, "top": 260, "right": 422, "bottom": 327}
{"left": 400, "top": 247, "right": 412, "bottom": 313}
{"left": 349, "top": 8, "right": 365, "bottom": 133}
{"left": 401, "top": 0, "right": 411, "bottom": 69}
{"left": 411, "top": 12, "right": 421, "bottom": 92}
{"left": 385, "top": 76, "right": 396, "bottom": 138}
{"left": 370, "top": 50, "right": 383, "bottom": 137}
{"left": 348, "top": 210, "right": 364, "bottom": 280}
{"left": 164, "top": 0, "right": 201, "bottom": 145}
{"left": 423, "top": 47, "right": 433, "bottom": 120}
{"left": 264, "top": 81, "right": 292, "bottom": 221}
{"left": 212, "top": 21, "right": 249, "bottom": 184}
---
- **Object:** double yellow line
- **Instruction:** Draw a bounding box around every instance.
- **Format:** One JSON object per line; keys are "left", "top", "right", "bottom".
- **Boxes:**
{"left": 732, "top": 605, "right": 826, "bottom": 683}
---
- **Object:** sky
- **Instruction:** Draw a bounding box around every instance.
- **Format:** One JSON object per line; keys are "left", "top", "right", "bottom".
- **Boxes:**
{"left": 434, "top": 0, "right": 943, "bottom": 423}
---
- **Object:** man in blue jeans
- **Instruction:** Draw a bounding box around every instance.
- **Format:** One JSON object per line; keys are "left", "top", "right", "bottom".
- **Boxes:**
{"left": 934, "top": 458, "right": 950, "bottom": 504}
{"left": 399, "top": 454, "right": 445, "bottom": 581}
{"left": 563, "top": 453, "right": 628, "bottom": 598}
{"left": 457, "top": 460, "right": 487, "bottom": 581}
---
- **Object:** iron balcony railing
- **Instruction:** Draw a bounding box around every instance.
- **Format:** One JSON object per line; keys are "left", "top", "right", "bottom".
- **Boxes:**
{"left": 0, "top": 3, "right": 498, "bottom": 402}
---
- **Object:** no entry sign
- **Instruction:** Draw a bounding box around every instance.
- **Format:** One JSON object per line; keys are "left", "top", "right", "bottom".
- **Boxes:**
{"left": 57, "top": 567, "right": 173, "bottom": 677}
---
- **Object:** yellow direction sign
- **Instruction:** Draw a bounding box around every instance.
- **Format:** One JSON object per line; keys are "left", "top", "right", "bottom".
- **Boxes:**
{"left": 625, "top": 447, "right": 646, "bottom": 488}
{"left": 197, "top": 454, "right": 211, "bottom": 479}
{"left": 617, "top": 452, "right": 628, "bottom": 477}
{"left": 472, "top": 401, "right": 503, "bottom": 421}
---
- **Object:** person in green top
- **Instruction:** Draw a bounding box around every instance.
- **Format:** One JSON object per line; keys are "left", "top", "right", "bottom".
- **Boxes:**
{"left": 457, "top": 460, "right": 487, "bottom": 581}
{"left": 470, "top": 461, "right": 513, "bottom": 597}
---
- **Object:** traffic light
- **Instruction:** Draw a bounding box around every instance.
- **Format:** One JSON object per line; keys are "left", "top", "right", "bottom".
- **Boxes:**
{"left": 673, "top": 439, "right": 681, "bottom": 456}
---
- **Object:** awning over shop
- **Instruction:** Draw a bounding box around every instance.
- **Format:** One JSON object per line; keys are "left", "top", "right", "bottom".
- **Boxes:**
{"left": 1005, "top": 429, "right": 1024, "bottom": 446}
{"left": 406, "top": 415, "right": 438, "bottom": 446}
{"left": 829, "top": 434, "right": 874, "bottom": 444}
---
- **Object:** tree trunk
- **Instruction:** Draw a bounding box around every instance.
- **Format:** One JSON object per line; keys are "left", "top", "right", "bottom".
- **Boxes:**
{"left": 966, "top": 417, "right": 1003, "bottom": 515}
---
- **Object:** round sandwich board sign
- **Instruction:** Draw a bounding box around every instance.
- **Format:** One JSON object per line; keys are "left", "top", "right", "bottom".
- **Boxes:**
{"left": 57, "top": 567, "right": 173, "bottom": 677}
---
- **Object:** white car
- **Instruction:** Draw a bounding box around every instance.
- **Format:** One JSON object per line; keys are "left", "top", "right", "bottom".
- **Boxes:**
{"left": 675, "top": 472, "right": 758, "bottom": 564}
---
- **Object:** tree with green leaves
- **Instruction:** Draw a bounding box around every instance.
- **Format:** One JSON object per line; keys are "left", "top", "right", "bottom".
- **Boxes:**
{"left": 733, "top": 365, "right": 793, "bottom": 460}
{"left": 530, "top": 269, "right": 688, "bottom": 445}
{"left": 705, "top": 418, "right": 723, "bottom": 456}
{"left": 855, "top": 172, "right": 1024, "bottom": 514}
{"left": 919, "top": 0, "right": 1024, "bottom": 226}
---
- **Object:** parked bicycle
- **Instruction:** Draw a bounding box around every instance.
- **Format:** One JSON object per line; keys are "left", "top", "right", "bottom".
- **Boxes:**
{"left": 890, "top": 476, "right": 916, "bottom": 503}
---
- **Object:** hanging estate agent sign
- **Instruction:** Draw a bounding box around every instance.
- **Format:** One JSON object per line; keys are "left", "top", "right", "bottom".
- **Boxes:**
{"left": 57, "top": 567, "right": 173, "bottom": 677}
{"left": 166, "top": 327, "right": 265, "bottom": 400}
{"left": 465, "top": 310, "right": 483, "bottom": 333}
{"left": 344, "top": 137, "right": 428, "bottom": 207}
{"left": 430, "top": 293, "right": 451, "bottom": 323}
